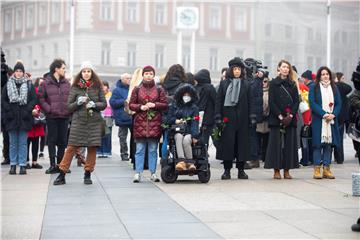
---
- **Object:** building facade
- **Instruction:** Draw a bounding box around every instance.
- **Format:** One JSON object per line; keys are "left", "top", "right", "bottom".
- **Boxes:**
{"left": 1, "top": 1, "right": 359, "bottom": 86}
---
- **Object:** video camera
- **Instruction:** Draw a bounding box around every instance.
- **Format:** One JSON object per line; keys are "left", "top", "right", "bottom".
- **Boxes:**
{"left": 244, "top": 58, "right": 269, "bottom": 80}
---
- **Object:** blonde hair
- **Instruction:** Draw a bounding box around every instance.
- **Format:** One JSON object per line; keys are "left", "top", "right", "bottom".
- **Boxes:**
{"left": 277, "top": 59, "right": 300, "bottom": 92}
{"left": 126, "top": 68, "right": 143, "bottom": 103}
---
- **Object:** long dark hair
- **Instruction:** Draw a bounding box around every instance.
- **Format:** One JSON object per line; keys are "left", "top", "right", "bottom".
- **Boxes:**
{"left": 315, "top": 66, "right": 337, "bottom": 96}
{"left": 164, "top": 64, "right": 187, "bottom": 83}
{"left": 72, "top": 69, "right": 103, "bottom": 89}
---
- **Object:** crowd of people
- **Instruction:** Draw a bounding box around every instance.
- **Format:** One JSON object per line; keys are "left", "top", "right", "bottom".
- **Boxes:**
{"left": 1, "top": 50, "right": 360, "bottom": 187}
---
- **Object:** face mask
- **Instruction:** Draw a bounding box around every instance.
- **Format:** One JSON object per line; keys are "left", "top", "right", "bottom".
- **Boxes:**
{"left": 183, "top": 96, "right": 191, "bottom": 103}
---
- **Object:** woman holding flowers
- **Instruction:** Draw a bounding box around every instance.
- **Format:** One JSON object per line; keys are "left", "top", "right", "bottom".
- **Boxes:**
{"left": 53, "top": 61, "right": 106, "bottom": 185}
{"left": 214, "top": 57, "right": 251, "bottom": 180}
{"left": 166, "top": 84, "right": 200, "bottom": 172}
{"left": 309, "top": 66, "right": 341, "bottom": 179}
{"left": 129, "top": 65, "right": 167, "bottom": 183}
{"left": 265, "top": 60, "right": 300, "bottom": 179}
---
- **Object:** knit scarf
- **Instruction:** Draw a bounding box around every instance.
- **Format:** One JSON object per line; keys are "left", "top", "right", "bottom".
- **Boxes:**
{"left": 7, "top": 76, "right": 28, "bottom": 105}
{"left": 320, "top": 80, "right": 334, "bottom": 144}
{"left": 224, "top": 78, "right": 241, "bottom": 106}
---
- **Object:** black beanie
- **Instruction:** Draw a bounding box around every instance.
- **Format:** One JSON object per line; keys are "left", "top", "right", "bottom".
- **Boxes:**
{"left": 194, "top": 69, "right": 211, "bottom": 84}
{"left": 14, "top": 61, "right": 25, "bottom": 73}
{"left": 301, "top": 70, "right": 312, "bottom": 80}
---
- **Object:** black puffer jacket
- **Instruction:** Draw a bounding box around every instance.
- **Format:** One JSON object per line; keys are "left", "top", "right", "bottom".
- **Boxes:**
{"left": 2, "top": 79, "right": 37, "bottom": 132}
{"left": 167, "top": 84, "right": 200, "bottom": 139}
{"left": 194, "top": 69, "right": 216, "bottom": 126}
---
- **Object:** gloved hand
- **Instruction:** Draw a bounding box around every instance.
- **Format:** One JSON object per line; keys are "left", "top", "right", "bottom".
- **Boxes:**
{"left": 77, "top": 96, "right": 88, "bottom": 105}
{"left": 281, "top": 116, "right": 292, "bottom": 127}
{"left": 86, "top": 101, "right": 96, "bottom": 109}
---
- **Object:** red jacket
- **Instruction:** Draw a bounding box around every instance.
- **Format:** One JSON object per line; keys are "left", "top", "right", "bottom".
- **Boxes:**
{"left": 129, "top": 80, "right": 167, "bottom": 140}
{"left": 28, "top": 87, "right": 45, "bottom": 138}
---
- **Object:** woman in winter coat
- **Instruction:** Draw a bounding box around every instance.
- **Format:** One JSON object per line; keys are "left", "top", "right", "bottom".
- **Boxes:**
{"left": 309, "top": 66, "right": 341, "bottom": 179}
{"left": 97, "top": 81, "right": 113, "bottom": 157}
{"left": 129, "top": 65, "right": 167, "bottom": 183}
{"left": 167, "top": 84, "right": 200, "bottom": 171}
{"left": 27, "top": 80, "right": 46, "bottom": 169}
{"left": 265, "top": 60, "right": 300, "bottom": 179}
{"left": 53, "top": 62, "right": 106, "bottom": 185}
{"left": 215, "top": 57, "right": 251, "bottom": 180}
{"left": 1, "top": 61, "right": 37, "bottom": 175}
{"left": 256, "top": 77, "right": 270, "bottom": 162}
{"left": 194, "top": 69, "right": 216, "bottom": 148}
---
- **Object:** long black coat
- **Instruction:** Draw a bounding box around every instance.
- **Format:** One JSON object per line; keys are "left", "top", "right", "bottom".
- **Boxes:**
{"left": 335, "top": 81, "right": 352, "bottom": 124}
{"left": 248, "top": 77, "right": 264, "bottom": 123}
{"left": 215, "top": 78, "right": 250, "bottom": 162}
{"left": 268, "top": 77, "right": 300, "bottom": 128}
{"left": 1, "top": 79, "right": 37, "bottom": 132}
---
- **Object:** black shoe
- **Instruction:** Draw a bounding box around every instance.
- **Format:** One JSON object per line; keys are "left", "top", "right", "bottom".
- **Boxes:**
{"left": 26, "top": 163, "right": 31, "bottom": 169}
{"left": 9, "top": 165, "right": 16, "bottom": 175}
{"left": 84, "top": 171, "right": 92, "bottom": 185}
{"left": 32, "top": 163, "right": 43, "bottom": 169}
{"left": 221, "top": 169, "right": 231, "bottom": 180}
{"left": 53, "top": 171, "right": 66, "bottom": 185}
{"left": 45, "top": 166, "right": 60, "bottom": 174}
{"left": 38, "top": 152, "right": 44, "bottom": 158}
{"left": 352, "top": 218, "right": 360, "bottom": 232}
{"left": 244, "top": 162, "right": 252, "bottom": 170}
{"left": 19, "top": 166, "right": 27, "bottom": 175}
{"left": 238, "top": 169, "right": 248, "bottom": 179}
{"left": 1, "top": 159, "right": 10, "bottom": 165}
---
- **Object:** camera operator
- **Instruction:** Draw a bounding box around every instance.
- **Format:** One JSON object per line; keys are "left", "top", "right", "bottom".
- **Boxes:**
{"left": 245, "top": 58, "right": 266, "bottom": 168}
{"left": 1, "top": 49, "right": 10, "bottom": 165}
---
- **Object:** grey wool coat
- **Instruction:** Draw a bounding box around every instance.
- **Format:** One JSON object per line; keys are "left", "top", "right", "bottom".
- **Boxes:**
{"left": 67, "top": 85, "right": 106, "bottom": 147}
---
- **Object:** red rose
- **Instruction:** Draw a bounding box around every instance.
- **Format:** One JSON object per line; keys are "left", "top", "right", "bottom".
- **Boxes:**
{"left": 223, "top": 117, "right": 229, "bottom": 123}
{"left": 86, "top": 81, "right": 91, "bottom": 88}
{"left": 329, "top": 102, "right": 334, "bottom": 108}
{"left": 194, "top": 116, "right": 200, "bottom": 121}
{"left": 285, "top": 107, "right": 292, "bottom": 114}
{"left": 34, "top": 105, "right": 40, "bottom": 111}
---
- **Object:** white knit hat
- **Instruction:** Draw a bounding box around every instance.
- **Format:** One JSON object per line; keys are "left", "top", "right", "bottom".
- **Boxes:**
{"left": 80, "top": 61, "right": 94, "bottom": 71}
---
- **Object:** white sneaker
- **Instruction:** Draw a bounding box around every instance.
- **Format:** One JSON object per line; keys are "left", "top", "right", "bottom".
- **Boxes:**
{"left": 133, "top": 173, "right": 141, "bottom": 183}
{"left": 150, "top": 173, "right": 160, "bottom": 182}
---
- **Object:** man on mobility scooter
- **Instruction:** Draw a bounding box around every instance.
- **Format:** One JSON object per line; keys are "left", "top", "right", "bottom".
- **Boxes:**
{"left": 161, "top": 84, "right": 211, "bottom": 183}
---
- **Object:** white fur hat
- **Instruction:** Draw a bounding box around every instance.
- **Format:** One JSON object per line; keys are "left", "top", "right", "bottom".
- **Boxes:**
{"left": 80, "top": 61, "right": 94, "bottom": 71}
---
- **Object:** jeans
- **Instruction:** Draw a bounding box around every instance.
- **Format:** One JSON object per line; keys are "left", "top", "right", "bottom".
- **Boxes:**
{"left": 313, "top": 144, "right": 332, "bottom": 166}
{"left": 161, "top": 130, "right": 169, "bottom": 159}
{"left": 135, "top": 139, "right": 158, "bottom": 174}
{"left": 9, "top": 130, "right": 28, "bottom": 166}
{"left": 300, "top": 137, "right": 313, "bottom": 165}
{"left": 97, "top": 127, "right": 112, "bottom": 156}
{"left": 249, "top": 126, "right": 259, "bottom": 161}
{"left": 46, "top": 118, "right": 69, "bottom": 165}
{"left": 334, "top": 124, "right": 344, "bottom": 163}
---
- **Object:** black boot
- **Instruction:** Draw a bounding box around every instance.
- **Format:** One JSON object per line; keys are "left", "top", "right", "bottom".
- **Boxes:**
{"left": 352, "top": 218, "right": 360, "bottom": 232}
{"left": 244, "top": 162, "right": 252, "bottom": 170}
{"left": 221, "top": 169, "right": 231, "bottom": 180}
{"left": 9, "top": 165, "right": 16, "bottom": 175}
{"left": 45, "top": 165, "right": 60, "bottom": 174}
{"left": 84, "top": 171, "right": 92, "bottom": 185}
{"left": 238, "top": 169, "right": 249, "bottom": 179}
{"left": 2, "top": 159, "right": 10, "bottom": 165}
{"left": 53, "top": 171, "right": 66, "bottom": 185}
{"left": 19, "top": 166, "right": 27, "bottom": 175}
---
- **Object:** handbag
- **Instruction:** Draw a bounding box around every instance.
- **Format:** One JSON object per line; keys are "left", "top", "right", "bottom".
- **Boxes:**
{"left": 301, "top": 124, "right": 312, "bottom": 138}
{"left": 34, "top": 112, "right": 46, "bottom": 125}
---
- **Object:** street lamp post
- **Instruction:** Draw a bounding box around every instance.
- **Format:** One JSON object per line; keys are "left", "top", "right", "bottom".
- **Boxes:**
{"left": 326, "top": 0, "right": 331, "bottom": 67}
{"left": 69, "top": 0, "right": 75, "bottom": 80}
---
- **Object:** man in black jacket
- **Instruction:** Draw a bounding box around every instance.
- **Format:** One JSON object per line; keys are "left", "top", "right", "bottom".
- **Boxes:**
{"left": 1, "top": 49, "right": 10, "bottom": 165}
{"left": 248, "top": 70, "right": 264, "bottom": 168}
{"left": 194, "top": 69, "right": 217, "bottom": 147}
